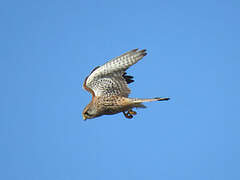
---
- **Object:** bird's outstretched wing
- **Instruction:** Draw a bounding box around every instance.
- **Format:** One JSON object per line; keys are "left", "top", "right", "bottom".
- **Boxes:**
{"left": 83, "top": 49, "right": 147, "bottom": 97}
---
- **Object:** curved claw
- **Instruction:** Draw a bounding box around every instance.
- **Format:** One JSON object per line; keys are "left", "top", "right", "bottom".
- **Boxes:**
{"left": 128, "top": 109, "right": 137, "bottom": 115}
{"left": 123, "top": 111, "right": 133, "bottom": 119}
{"left": 123, "top": 109, "right": 137, "bottom": 119}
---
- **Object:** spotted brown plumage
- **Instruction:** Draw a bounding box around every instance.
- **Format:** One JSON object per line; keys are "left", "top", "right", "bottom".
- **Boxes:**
{"left": 82, "top": 49, "right": 170, "bottom": 120}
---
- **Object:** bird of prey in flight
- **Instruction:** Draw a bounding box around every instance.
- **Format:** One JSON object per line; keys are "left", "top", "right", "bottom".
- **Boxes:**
{"left": 82, "top": 49, "right": 170, "bottom": 120}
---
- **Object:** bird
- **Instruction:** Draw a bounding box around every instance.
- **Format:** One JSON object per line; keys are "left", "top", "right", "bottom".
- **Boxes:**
{"left": 82, "top": 49, "right": 170, "bottom": 120}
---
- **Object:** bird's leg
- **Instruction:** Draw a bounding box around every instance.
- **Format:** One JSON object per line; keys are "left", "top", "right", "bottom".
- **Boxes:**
{"left": 123, "top": 109, "right": 137, "bottom": 119}
{"left": 128, "top": 109, "right": 137, "bottom": 115}
{"left": 123, "top": 111, "right": 133, "bottom": 119}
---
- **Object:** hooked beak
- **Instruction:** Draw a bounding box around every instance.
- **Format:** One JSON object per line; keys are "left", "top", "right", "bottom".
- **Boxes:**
{"left": 83, "top": 115, "right": 87, "bottom": 120}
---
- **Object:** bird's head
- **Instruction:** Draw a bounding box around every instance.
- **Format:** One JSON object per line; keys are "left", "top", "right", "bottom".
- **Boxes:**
{"left": 82, "top": 103, "right": 98, "bottom": 120}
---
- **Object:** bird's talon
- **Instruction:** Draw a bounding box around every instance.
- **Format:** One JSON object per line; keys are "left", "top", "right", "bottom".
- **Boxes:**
{"left": 123, "top": 111, "right": 133, "bottom": 119}
{"left": 128, "top": 109, "right": 137, "bottom": 115}
{"left": 127, "top": 114, "right": 133, "bottom": 119}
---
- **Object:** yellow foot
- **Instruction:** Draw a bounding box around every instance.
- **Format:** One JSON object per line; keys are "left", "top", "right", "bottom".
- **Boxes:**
{"left": 128, "top": 109, "right": 137, "bottom": 115}
{"left": 123, "top": 111, "right": 133, "bottom": 119}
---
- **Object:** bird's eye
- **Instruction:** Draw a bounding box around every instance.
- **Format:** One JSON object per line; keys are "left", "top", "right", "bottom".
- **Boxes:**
{"left": 84, "top": 111, "right": 92, "bottom": 116}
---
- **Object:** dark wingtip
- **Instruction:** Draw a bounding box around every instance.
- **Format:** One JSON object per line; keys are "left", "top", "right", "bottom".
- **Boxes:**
{"left": 138, "top": 49, "right": 147, "bottom": 57}
{"left": 123, "top": 72, "right": 134, "bottom": 84}
{"left": 139, "top": 49, "right": 147, "bottom": 53}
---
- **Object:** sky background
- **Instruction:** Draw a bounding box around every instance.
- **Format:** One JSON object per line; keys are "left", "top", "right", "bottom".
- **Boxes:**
{"left": 1, "top": 0, "right": 240, "bottom": 179}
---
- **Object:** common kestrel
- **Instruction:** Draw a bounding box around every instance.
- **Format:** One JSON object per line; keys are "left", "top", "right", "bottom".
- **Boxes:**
{"left": 82, "top": 49, "right": 170, "bottom": 120}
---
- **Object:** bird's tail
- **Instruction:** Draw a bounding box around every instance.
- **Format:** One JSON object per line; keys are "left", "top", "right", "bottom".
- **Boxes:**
{"left": 132, "top": 97, "right": 170, "bottom": 103}
{"left": 130, "top": 97, "right": 170, "bottom": 108}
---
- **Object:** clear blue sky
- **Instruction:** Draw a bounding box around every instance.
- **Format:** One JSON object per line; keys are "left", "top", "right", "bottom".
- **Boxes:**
{"left": 1, "top": 0, "right": 239, "bottom": 179}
